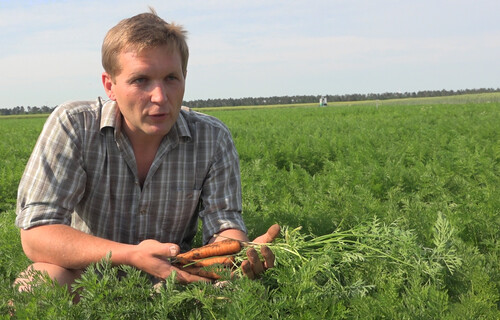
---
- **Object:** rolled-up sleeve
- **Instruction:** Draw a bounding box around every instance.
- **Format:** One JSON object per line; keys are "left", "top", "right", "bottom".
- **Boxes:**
{"left": 16, "top": 105, "right": 86, "bottom": 229}
{"left": 198, "top": 128, "right": 247, "bottom": 244}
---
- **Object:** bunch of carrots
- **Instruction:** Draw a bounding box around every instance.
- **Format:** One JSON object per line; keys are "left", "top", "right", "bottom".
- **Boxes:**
{"left": 173, "top": 224, "right": 280, "bottom": 280}
{"left": 172, "top": 239, "right": 241, "bottom": 280}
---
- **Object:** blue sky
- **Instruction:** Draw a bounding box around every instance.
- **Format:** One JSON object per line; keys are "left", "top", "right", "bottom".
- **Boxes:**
{"left": 1, "top": 0, "right": 499, "bottom": 108}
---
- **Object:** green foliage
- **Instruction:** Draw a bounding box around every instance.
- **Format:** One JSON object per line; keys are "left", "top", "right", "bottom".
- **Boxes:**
{"left": 0, "top": 117, "right": 44, "bottom": 211}
{"left": 1, "top": 101, "right": 499, "bottom": 318}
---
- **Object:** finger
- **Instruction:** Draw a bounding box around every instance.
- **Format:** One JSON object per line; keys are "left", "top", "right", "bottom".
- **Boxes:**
{"left": 265, "top": 224, "right": 281, "bottom": 241}
{"left": 173, "top": 267, "right": 213, "bottom": 284}
{"left": 260, "top": 245, "right": 275, "bottom": 269}
{"left": 252, "top": 224, "right": 281, "bottom": 244}
{"left": 165, "top": 244, "right": 180, "bottom": 257}
{"left": 156, "top": 262, "right": 211, "bottom": 284}
{"left": 241, "top": 260, "right": 255, "bottom": 280}
{"left": 246, "top": 247, "right": 264, "bottom": 275}
{"left": 179, "top": 265, "right": 222, "bottom": 280}
{"left": 139, "top": 240, "right": 180, "bottom": 258}
{"left": 152, "top": 243, "right": 180, "bottom": 258}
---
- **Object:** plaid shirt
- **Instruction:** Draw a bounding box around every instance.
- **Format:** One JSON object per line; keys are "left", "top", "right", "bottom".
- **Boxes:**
{"left": 16, "top": 98, "right": 246, "bottom": 250}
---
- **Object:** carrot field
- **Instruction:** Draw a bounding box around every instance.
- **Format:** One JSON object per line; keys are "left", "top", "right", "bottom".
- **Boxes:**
{"left": 1, "top": 97, "right": 499, "bottom": 318}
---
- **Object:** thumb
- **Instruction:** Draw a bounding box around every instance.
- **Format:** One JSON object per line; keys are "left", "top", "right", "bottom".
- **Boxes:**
{"left": 157, "top": 243, "right": 180, "bottom": 257}
{"left": 138, "top": 240, "right": 180, "bottom": 258}
{"left": 252, "top": 224, "right": 281, "bottom": 244}
{"left": 168, "top": 244, "right": 180, "bottom": 257}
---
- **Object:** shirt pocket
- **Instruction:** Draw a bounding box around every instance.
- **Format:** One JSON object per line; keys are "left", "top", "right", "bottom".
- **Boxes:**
{"left": 160, "top": 189, "right": 202, "bottom": 244}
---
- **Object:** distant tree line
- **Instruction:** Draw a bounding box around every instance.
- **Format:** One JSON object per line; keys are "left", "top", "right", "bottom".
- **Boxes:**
{"left": 1, "top": 88, "right": 499, "bottom": 115}
{"left": 0, "top": 105, "right": 56, "bottom": 116}
{"left": 184, "top": 88, "right": 500, "bottom": 108}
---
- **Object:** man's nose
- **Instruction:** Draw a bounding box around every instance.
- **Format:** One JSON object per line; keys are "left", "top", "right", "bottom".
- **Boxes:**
{"left": 151, "top": 83, "right": 167, "bottom": 104}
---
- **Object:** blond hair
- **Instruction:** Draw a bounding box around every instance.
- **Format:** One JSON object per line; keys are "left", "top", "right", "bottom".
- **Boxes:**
{"left": 102, "top": 8, "right": 188, "bottom": 79}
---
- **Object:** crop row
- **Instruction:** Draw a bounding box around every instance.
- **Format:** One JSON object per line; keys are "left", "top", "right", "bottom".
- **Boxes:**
{"left": 0, "top": 101, "right": 499, "bottom": 318}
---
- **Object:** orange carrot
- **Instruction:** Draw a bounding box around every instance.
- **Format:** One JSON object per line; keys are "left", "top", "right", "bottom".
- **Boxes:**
{"left": 179, "top": 265, "right": 229, "bottom": 280}
{"left": 174, "top": 256, "right": 194, "bottom": 265}
{"left": 177, "top": 239, "right": 242, "bottom": 260}
{"left": 175, "top": 255, "right": 234, "bottom": 267}
{"left": 191, "top": 256, "right": 234, "bottom": 267}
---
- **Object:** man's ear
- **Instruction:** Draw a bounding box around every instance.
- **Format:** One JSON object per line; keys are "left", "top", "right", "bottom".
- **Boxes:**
{"left": 102, "top": 72, "right": 116, "bottom": 100}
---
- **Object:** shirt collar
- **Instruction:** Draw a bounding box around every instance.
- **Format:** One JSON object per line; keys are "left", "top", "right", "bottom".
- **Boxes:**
{"left": 99, "top": 98, "right": 192, "bottom": 141}
{"left": 175, "top": 110, "right": 192, "bottom": 141}
{"left": 99, "top": 98, "right": 120, "bottom": 132}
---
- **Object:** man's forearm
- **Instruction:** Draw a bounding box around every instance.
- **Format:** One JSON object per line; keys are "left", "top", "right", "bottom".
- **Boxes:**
{"left": 20, "top": 224, "right": 134, "bottom": 269}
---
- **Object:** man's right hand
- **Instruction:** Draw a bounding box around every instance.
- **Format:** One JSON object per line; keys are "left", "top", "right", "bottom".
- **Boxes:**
{"left": 20, "top": 225, "right": 210, "bottom": 284}
{"left": 130, "top": 239, "right": 211, "bottom": 284}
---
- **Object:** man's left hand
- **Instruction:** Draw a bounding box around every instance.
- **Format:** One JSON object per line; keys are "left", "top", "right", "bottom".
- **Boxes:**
{"left": 241, "top": 224, "right": 280, "bottom": 279}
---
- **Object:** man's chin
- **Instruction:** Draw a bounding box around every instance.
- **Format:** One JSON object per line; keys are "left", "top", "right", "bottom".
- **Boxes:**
{"left": 145, "top": 124, "right": 174, "bottom": 137}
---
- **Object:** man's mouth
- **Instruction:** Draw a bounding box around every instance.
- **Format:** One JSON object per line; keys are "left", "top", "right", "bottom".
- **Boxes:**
{"left": 150, "top": 113, "right": 167, "bottom": 119}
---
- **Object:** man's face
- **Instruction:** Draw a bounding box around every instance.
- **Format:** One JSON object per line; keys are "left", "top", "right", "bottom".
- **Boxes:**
{"left": 103, "top": 45, "right": 186, "bottom": 140}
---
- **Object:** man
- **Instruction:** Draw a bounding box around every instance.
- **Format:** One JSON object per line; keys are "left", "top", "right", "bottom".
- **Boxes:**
{"left": 14, "top": 9, "right": 278, "bottom": 293}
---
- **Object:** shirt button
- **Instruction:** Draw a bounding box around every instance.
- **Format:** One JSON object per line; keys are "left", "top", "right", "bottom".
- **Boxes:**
{"left": 140, "top": 208, "right": 147, "bottom": 215}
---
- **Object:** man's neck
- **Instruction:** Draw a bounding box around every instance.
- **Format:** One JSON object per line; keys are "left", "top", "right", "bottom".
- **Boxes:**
{"left": 121, "top": 121, "right": 164, "bottom": 186}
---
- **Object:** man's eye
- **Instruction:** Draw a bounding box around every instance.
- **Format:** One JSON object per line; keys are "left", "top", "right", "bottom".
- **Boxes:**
{"left": 132, "top": 78, "right": 147, "bottom": 85}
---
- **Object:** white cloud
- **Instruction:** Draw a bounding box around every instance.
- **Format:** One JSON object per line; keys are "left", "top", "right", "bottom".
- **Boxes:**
{"left": 1, "top": 0, "right": 500, "bottom": 107}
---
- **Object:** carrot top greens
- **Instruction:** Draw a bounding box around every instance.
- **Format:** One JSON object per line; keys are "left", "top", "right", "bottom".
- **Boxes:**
{"left": 2, "top": 100, "right": 499, "bottom": 319}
